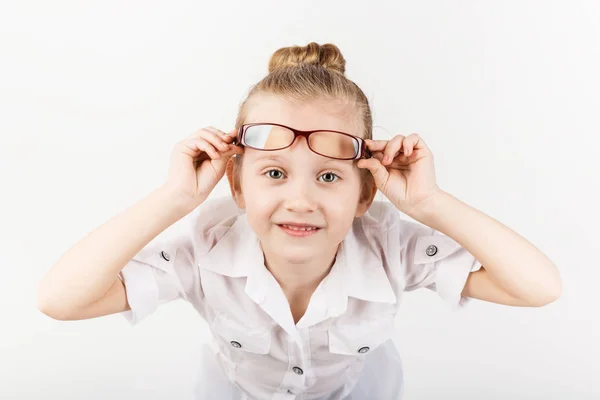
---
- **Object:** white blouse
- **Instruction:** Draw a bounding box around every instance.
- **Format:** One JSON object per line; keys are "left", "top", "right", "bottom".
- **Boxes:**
{"left": 118, "top": 196, "right": 482, "bottom": 399}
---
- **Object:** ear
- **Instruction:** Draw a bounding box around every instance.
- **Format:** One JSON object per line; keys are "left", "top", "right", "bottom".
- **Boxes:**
{"left": 225, "top": 157, "right": 246, "bottom": 209}
{"left": 355, "top": 175, "right": 377, "bottom": 217}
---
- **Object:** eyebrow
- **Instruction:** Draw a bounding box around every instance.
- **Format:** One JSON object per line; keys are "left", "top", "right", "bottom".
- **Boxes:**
{"left": 253, "top": 154, "right": 349, "bottom": 166}
{"left": 255, "top": 155, "right": 284, "bottom": 163}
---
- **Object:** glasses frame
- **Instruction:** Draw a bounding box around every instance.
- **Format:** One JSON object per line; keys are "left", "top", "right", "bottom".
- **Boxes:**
{"left": 234, "top": 122, "right": 372, "bottom": 160}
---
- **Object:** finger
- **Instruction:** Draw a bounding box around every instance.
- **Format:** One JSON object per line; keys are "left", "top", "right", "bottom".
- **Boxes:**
{"left": 192, "top": 127, "right": 232, "bottom": 150}
{"left": 185, "top": 138, "right": 221, "bottom": 160}
{"left": 221, "top": 143, "right": 244, "bottom": 158}
{"left": 357, "top": 158, "right": 389, "bottom": 188}
{"left": 212, "top": 127, "right": 240, "bottom": 145}
{"left": 192, "top": 126, "right": 227, "bottom": 142}
{"left": 191, "top": 126, "right": 232, "bottom": 140}
{"left": 224, "top": 128, "right": 241, "bottom": 145}
{"left": 188, "top": 127, "right": 214, "bottom": 139}
{"left": 206, "top": 126, "right": 238, "bottom": 138}
{"left": 204, "top": 129, "right": 232, "bottom": 152}
{"left": 365, "top": 139, "right": 389, "bottom": 152}
{"left": 383, "top": 135, "right": 405, "bottom": 165}
{"left": 403, "top": 133, "right": 425, "bottom": 157}
{"left": 371, "top": 151, "right": 384, "bottom": 161}
{"left": 203, "top": 126, "right": 227, "bottom": 136}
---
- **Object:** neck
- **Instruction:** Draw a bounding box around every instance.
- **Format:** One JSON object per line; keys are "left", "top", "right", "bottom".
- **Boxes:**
{"left": 261, "top": 243, "right": 338, "bottom": 324}
{"left": 261, "top": 243, "right": 338, "bottom": 294}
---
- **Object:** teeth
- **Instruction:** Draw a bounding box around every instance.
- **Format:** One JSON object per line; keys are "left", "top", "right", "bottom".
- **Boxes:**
{"left": 282, "top": 225, "right": 318, "bottom": 231}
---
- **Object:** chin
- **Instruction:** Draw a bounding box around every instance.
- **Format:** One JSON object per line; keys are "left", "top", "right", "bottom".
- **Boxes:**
{"left": 281, "top": 249, "right": 318, "bottom": 264}
{"left": 273, "top": 240, "right": 319, "bottom": 262}
{"left": 261, "top": 234, "right": 326, "bottom": 264}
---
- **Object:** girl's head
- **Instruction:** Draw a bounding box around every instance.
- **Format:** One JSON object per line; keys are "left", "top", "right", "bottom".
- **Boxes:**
{"left": 226, "top": 42, "right": 377, "bottom": 263}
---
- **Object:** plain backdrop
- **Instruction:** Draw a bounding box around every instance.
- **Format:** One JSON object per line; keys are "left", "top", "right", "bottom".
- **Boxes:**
{"left": 1, "top": 1, "right": 599, "bottom": 399}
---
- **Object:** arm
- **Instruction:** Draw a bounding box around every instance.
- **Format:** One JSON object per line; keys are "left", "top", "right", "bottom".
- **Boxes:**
{"left": 37, "top": 185, "right": 194, "bottom": 320}
{"left": 408, "top": 190, "right": 562, "bottom": 307}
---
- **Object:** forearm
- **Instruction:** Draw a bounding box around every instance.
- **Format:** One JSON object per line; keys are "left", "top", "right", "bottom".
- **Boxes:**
{"left": 407, "top": 190, "right": 562, "bottom": 304}
{"left": 37, "top": 184, "right": 194, "bottom": 314}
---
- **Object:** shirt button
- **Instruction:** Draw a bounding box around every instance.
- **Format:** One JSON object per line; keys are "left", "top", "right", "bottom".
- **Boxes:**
{"left": 358, "top": 346, "right": 370, "bottom": 354}
{"left": 292, "top": 366, "right": 304, "bottom": 375}
{"left": 230, "top": 341, "right": 242, "bottom": 348}
{"left": 160, "top": 251, "right": 171, "bottom": 261}
{"left": 425, "top": 245, "right": 438, "bottom": 256}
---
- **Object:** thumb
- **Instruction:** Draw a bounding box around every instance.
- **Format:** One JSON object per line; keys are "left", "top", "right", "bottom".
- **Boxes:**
{"left": 224, "top": 128, "right": 240, "bottom": 143}
{"left": 357, "top": 158, "right": 389, "bottom": 189}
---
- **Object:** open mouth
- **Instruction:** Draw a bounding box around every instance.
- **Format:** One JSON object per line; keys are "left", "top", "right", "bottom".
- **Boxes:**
{"left": 277, "top": 224, "right": 322, "bottom": 237}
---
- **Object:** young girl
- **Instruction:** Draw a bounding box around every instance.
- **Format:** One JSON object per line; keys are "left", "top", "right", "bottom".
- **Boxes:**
{"left": 37, "top": 42, "right": 562, "bottom": 399}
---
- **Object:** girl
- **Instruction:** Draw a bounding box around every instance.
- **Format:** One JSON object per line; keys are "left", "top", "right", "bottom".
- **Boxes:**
{"left": 37, "top": 42, "right": 562, "bottom": 399}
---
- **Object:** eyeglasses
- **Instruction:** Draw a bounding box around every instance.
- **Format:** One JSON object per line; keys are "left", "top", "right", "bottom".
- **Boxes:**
{"left": 233, "top": 123, "right": 372, "bottom": 160}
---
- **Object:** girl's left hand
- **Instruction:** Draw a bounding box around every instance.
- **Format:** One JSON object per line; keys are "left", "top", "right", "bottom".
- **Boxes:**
{"left": 357, "top": 133, "right": 442, "bottom": 215}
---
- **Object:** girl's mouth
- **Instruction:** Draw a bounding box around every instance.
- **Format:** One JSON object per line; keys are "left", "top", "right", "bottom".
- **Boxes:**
{"left": 277, "top": 224, "right": 322, "bottom": 237}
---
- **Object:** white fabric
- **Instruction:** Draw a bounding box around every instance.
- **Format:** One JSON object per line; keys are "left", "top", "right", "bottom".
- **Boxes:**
{"left": 192, "top": 339, "right": 403, "bottom": 400}
{"left": 119, "top": 196, "right": 482, "bottom": 399}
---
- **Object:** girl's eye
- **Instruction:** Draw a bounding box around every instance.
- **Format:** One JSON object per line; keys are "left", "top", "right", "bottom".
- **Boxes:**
{"left": 318, "top": 172, "right": 340, "bottom": 183}
{"left": 266, "top": 169, "right": 285, "bottom": 180}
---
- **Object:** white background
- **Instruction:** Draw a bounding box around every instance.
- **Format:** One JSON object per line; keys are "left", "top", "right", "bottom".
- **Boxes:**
{"left": 1, "top": 1, "right": 599, "bottom": 399}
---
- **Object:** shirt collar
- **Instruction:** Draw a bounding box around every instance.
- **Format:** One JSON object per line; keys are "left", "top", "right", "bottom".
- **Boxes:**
{"left": 335, "top": 217, "right": 397, "bottom": 305}
{"left": 197, "top": 204, "right": 397, "bottom": 325}
{"left": 198, "top": 212, "right": 264, "bottom": 279}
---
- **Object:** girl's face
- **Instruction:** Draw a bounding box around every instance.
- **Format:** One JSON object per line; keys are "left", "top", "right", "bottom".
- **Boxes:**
{"left": 234, "top": 93, "right": 373, "bottom": 264}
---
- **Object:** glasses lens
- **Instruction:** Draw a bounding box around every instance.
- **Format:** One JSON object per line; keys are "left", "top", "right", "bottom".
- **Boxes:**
{"left": 243, "top": 125, "right": 295, "bottom": 150}
{"left": 309, "top": 131, "right": 359, "bottom": 159}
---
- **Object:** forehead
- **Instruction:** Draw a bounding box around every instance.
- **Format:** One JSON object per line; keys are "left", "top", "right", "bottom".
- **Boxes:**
{"left": 244, "top": 93, "right": 363, "bottom": 137}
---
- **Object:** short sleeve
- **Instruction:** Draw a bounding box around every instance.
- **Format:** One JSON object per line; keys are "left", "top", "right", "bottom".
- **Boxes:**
{"left": 118, "top": 229, "right": 203, "bottom": 325}
{"left": 399, "top": 218, "right": 482, "bottom": 309}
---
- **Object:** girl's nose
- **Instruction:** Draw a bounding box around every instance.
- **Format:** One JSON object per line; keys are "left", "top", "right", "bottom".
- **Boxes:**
{"left": 283, "top": 179, "right": 318, "bottom": 213}
{"left": 284, "top": 197, "right": 317, "bottom": 213}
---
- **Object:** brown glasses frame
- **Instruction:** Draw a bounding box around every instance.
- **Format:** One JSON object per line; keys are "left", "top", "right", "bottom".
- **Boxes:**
{"left": 234, "top": 123, "right": 372, "bottom": 160}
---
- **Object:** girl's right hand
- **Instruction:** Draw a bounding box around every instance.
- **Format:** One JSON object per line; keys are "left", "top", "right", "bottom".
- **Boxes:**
{"left": 164, "top": 126, "right": 243, "bottom": 209}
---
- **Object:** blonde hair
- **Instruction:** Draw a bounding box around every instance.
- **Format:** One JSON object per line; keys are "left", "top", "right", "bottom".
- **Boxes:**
{"left": 227, "top": 42, "right": 375, "bottom": 201}
{"left": 235, "top": 42, "right": 372, "bottom": 137}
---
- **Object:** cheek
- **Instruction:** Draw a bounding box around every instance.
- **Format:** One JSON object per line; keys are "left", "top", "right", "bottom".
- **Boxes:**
{"left": 325, "top": 184, "right": 363, "bottom": 226}
{"left": 333, "top": 175, "right": 363, "bottom": 203}
{"left": 239, "top": 169, "right": 260, "bottom": 198}
{"left": 242, "top": 179, "right": 273, "bottom": 209}
{"left": 245, "top": 206, "right": 273, "bottom": 238}
{"left": 324, "top": 190, "right": 359, "bottom": 218}
{"left": 240, "top": 176, "right": 276, "bottom": 227}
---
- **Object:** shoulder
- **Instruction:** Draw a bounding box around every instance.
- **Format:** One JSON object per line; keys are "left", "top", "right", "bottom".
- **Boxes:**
{"left": 356, "top": 200, "right": 432, "bottom": 240}
{"left": 185, "top": 196, "right": 246, "bottom": 256}
{"left": 353, "top": 201, "right": 452, "bottom": 268}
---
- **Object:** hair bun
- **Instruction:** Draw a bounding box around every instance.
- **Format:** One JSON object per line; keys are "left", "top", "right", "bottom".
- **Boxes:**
{"left": 268, "top": 42, "right": 346, "bottom": 75}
